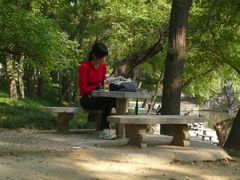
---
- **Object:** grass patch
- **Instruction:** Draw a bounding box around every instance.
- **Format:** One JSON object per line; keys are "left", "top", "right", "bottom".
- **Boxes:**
{"left": 0, "top": 82, "right": 93, "bottom": 130}
{"left": 69, "top": 112, "right": 95, "bottom": 129}
{"left": 0, "top": 92, "right": 57, "bottom": 129}
{"left": 225, "top": 148, "right": 240, "bottom": 159}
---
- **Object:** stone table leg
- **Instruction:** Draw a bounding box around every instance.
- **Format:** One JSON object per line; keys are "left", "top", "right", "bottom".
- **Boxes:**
{"left": 57, "top": 112, "right": 74, "bottom": 133}
{"left": 115, "top": 98, "right": 127, "bottom": 138}
{"left": 171, "top": 124, "right": 190, "bottom": 147}
{"left": 127, "top": 124, "right": 147, "bottom": 148}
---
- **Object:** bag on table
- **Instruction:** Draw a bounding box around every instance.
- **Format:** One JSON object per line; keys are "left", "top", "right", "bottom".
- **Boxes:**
{"left": 108, "top": 76, "right": 137, "bottom": 92}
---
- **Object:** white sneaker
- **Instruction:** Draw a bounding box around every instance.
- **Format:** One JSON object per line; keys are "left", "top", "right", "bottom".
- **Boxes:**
{"left": 99, "top": 130, "right": 106, "bottom": 138}
{"left": 99, "top": 129, "right": 117, "bottom": 140}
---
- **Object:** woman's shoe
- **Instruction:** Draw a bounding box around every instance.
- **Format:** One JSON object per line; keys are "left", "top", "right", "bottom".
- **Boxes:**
{"left": 99, "top": 129, "right": 117, "bottom": 140}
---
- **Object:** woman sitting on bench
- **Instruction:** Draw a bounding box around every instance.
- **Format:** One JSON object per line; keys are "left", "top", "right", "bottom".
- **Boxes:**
{"left": 78, "top": 42, "right": 116, "bottom": 140}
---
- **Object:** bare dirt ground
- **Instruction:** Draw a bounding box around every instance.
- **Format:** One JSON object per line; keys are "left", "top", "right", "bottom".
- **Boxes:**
{"left": 0, "top": 129, "right": 240, "bottom": 180}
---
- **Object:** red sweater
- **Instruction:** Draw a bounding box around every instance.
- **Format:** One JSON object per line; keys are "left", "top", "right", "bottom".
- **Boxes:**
{"left": 78, "top": 61, "right": 107, "bottom": 96}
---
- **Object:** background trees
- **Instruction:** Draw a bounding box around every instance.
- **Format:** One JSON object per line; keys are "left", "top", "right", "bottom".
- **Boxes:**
{"left": 0, "top": 0, "right": 239, "bottom": 146}
{"left": 0, "top": 0, "right": 79, "bottom": 101}
{"left": 0, "top": 0, "right": 171, "bottom": 103}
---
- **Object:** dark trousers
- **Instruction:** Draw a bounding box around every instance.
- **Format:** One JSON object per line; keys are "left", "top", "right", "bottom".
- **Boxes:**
{"left": 80, "top": 95, "right": 115, "bottom": 130}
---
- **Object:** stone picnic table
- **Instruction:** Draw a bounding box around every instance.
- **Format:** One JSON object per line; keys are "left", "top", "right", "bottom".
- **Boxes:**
{"left": 91, "top": 90, "right": 150, "bottom": 137}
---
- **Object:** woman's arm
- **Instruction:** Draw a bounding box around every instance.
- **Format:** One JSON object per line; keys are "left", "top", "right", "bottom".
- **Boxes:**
{"left": 79, "top": 64, "right": 92, "bottom": 95}
{"left": 101, "top": 64, "right": 107, "bottom": 87}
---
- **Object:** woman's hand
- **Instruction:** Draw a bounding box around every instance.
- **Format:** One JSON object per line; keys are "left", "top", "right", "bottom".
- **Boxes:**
{"left": 96, "top": 83, "right": 103, "bottom": 90}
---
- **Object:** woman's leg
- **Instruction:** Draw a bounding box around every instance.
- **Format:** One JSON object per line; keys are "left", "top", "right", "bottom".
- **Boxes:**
{"left": 80, "top": 95, "right": 102, "bottom": 110}
{"left": 80, "top": 95, "right": 115, "bottom": 130}
{"left": 100, "top": 97, "right": 115, "bottom": 130}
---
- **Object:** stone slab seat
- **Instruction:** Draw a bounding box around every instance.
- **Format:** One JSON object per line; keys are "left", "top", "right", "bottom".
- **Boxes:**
{"left": 107, "top": 115, "right": 205, "bottom": 148}
{"left": 41, "top": 107, "right": 102, "bottom": 133}
{"left": 197, "top": 134, "right": 214, "bottom": 142}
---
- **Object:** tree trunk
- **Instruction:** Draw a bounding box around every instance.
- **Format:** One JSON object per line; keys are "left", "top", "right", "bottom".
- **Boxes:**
{"left": 71, "top": 76, "right": 79, "bottom": 102}
{"left": 224, "top": 108, "right": 240, "bottom": 148}
{"left": 18, "top": 55, "right": 25, "bottom": 98}
{"left": 37, "top": 77, "right": 44, "bottom": 98}
{"left": 9, "top": 79, "right": 18, "bottom": 100}
{"left": 60, "top": 75, "right": 71, "bottom": 104}
{"left": 147, "top": 80, "right": 161, "bottom": 114}
{"left": 5, "top": 53, "right": 18, "bottom": 100}
{"left": 27, "top": 65, "right": 36, "bottom": 98}
{"left": 213, "top": 118, "right": 233, "bottom": 147}
{"left": 161, "top": 0, "right": 192, "bottom": 135}
{"left": 146, "top": 80, "right": 161, "bottom": 134}
{"left": 141, "top": 99, "right": 148, "bottom": 108}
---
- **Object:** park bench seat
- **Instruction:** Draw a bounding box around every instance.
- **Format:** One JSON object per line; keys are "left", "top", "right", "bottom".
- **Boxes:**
{"left": 108, "top": 115, "right": 205, "bottom": 148}
{"left": 197, "top": 134, "right": 213, "bottom": 142}
{"left": 41, "top": 107, "right": 101, "bottom": 133}
{"left": 197, "top": 129, "right": 214, "bottom": 143}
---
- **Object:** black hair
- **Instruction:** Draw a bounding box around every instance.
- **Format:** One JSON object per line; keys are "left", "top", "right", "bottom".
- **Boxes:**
{"left": 88, "top": 43, "right": 108, "bottom": 61}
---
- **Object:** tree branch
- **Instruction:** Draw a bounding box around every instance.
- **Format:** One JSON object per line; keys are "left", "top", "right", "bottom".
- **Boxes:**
{"left": 112, "top": 30, "right": 167, "bottom": 77}
{"left": 0, "top": 49, "right": 23, "bottom": 56}
{"left": 181, "top": 66, "right": 217, "bottom": 90}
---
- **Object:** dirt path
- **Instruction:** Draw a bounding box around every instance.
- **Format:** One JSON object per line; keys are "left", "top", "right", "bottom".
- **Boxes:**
{"left": 0, "top": 129, "right": 240, "bottom": 180}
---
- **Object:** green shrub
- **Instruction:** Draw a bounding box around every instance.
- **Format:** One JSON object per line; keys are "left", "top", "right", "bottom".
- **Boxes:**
{"left": 225, "top": 148, "right": 240, "bottom": 159}
{"left": 69, "top": 112, "right": 96, "bottom": 129}
{"left": 0, "top": 90, "right": 57, "bottom": 129}
{"left": 0, "top": 86, "right": 91, "bottom": 130}
{"left": 0, "top": 102, "right": 57, "bottom": 129}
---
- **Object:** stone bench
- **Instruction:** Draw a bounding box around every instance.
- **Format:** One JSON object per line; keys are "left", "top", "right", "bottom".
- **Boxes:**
{"left": 198, "top": 134, "right": 213, "bottom": 142}
{"left": 108, "top": 115, "right": 205, "bottom": 148}
{"left": 41, "top": 107, "right": 101, "bottom": 133}
{"left": 197, "top": 130, "right": 214, "bottom": 143}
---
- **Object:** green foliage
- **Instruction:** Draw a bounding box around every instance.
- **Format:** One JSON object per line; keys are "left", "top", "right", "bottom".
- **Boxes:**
{"left": 0, "top": 81, "right": 55, "bottom": 129}
{"left": 182, "top": 0, "right": 240, "bottom": 102}
{"left": 31, "top": 0, "right": 171, "bottom": 96}
{"left": 0, "top": 0, "right": 240, "bottom": 128}
{"left": 190, "top": 0, "right": 240, "bottom": 70}
{"left": 0, "top": 85, "right": 92, "bottom": 129}
{"left": 69, "top": 113, "right": 95, "bottom": 129}
{"left": 0, "top": 2, "right": 80, "bottom": 74}
{"left": 225, "top": 148, "right": 240, "bottom": 159}
{"left": 137, "top": 53, "right": 165, "bottom": 90}
{"left": 103, "top": 0, "right": 171, "bottom": 67}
